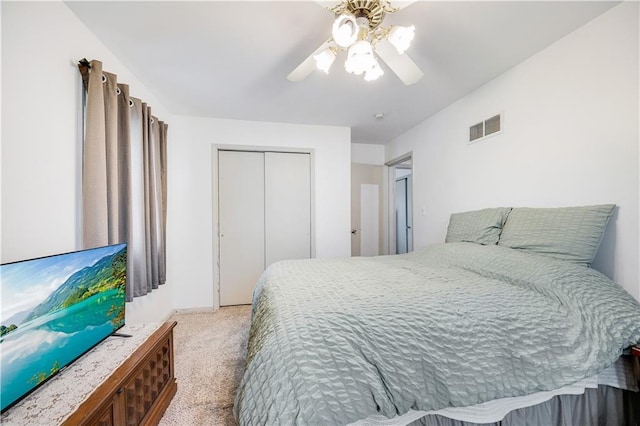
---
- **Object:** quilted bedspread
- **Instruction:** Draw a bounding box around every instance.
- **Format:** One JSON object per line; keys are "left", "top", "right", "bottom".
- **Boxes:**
{"left": 234, "top": 243, "right": 640, "bottom": 425}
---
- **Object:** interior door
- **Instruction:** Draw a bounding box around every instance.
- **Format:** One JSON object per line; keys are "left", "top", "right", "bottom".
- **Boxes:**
{"left": 360, "top": 184, "right": 379, "bottom": 256}
{"left": 406, "top": 176, "right": 413, "bottom": 252}
{"left": 395, "top": 177, "right": 408, "bottom": 254}
{"left": 218, "top": 151, "right": 265, "bottom": 306}
{"left": 264, "top": 152, "right": 311, "bottom": 266}
{"left": 351, "top": 163, "right": 384, "bottom": 256}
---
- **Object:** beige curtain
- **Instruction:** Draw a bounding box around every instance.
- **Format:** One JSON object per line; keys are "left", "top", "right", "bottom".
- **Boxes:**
{"left": 79, "top": 59, "right": 168, "bottom": 301}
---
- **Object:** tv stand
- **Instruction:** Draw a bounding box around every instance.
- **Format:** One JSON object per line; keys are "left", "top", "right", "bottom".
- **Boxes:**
{"left": 1, "top": 321, "right": 177, "bottom": 426}
{"left": 64, "top": 321, "right": 177, "bottom": 425}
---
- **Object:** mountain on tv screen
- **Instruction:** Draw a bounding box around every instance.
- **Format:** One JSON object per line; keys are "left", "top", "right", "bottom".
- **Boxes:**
{"left": 0, "top": 243, "right": 127, "bottom": 412}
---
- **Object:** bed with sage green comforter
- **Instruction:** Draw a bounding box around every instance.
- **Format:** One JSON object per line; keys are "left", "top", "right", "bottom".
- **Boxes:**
{"left": 234, "top": 242, "right": 640, "bottom": 425}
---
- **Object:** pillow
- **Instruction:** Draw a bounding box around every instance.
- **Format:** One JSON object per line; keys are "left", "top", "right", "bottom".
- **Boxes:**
{"left": 445, "top": 207, "right": 512, "bottom": 245}
{"left": 497, "top": 204, "right": 615, "bottom": 265}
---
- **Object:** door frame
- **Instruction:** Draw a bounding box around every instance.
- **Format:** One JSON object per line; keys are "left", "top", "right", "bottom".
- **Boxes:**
{"left": 212, "top": 145, "right": 316, "bottom": 309}
{"left": 385, "top": 152, "right": 413, "bottom": 255}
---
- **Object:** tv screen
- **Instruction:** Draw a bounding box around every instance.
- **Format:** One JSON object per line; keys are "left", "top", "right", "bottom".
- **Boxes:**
{"left": 0, "top": 243, "right": 127, "bottom": 412}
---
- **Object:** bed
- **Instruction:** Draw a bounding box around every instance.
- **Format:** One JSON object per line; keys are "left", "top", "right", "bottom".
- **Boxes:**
{"left": 234, "top": 205, "right": 640, "bottom": 425}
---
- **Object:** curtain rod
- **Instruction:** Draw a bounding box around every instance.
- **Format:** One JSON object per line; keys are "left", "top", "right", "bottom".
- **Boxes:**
{"left": 77, "top": 58, "right": 91, "bottom": 91}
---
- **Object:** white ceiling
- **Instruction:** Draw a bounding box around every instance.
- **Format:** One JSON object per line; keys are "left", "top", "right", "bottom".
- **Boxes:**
{"left": 66, "top": 1, "right": 619, "bottom": 144}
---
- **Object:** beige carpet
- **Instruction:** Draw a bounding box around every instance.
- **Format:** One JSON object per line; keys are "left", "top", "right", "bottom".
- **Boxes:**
{"left": 158, "top": 306, "right": 252, "bottom": 426}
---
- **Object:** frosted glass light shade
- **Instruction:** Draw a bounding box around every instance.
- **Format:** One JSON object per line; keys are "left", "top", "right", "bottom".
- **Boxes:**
{"left": 387, "top": 25, "right": 415, "bottom": 54}
{"left": 344, "top": 40, "right": 376, "bottom": 76}
{"left": 364, "top": 61, "right": 384, "bottom": 81}
{"left": 332, "top": 13, "right": 358, "bottom": 48}
{"left": 313, "top": 48, "right": 336, "bottom": 73}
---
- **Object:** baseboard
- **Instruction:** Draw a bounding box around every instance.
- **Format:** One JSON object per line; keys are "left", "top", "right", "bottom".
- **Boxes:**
{"left": 170, "top": 307, "right": 219, "bottom": 317}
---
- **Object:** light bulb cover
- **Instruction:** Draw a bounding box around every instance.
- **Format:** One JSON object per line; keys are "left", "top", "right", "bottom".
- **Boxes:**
{"left": 313, "top": 48, "right": 336, "bottom": 74}
{"left": 345, "top": 40, "right": 376, "bottom": 76}
{"left": 332, "top": 13, "right": 359, "bottom": 48}
{"left": 364, "top": 60, "right": 384, "bottom": 81}
{"left": 387, "top": 25, "right": 415, "bottom": 54}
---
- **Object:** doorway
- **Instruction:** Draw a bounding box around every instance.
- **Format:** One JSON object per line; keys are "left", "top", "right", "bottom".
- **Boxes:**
{"left": 386, "top": 154, "right": 413, "bottom": 255}
{"left": 350, "top": 163, "right": 384, "bottom": 257}
{"left": 395, "top": 169, "right": 412, "bottom": 254}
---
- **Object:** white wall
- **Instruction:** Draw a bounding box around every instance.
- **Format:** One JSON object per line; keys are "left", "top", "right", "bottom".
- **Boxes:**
{"left": 167, "top": 116, "right": 351, "bottom": 310}
{"left": 1, "top": 2, "right": 174, "bottom": 323}
{"left": 387, "top": 2, "right": 639, "bottom": 300}
{"left": 352, "top": 143, "right": 385, "bottom": 165}
{"left": 1, "top": 2, "right": 351, "bottom": 319}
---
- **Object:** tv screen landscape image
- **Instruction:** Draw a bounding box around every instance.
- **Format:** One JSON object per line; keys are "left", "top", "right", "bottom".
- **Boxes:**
{"left": 0, "top": 243, "right": 127, "bottom": 412}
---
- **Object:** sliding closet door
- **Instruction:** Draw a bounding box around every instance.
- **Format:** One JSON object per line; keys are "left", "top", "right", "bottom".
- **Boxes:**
{"left": 218, "top": 151, "right": 265, "bottom": 306}
{"left": 265, "top": 152, "right": 311, "bottom": 266}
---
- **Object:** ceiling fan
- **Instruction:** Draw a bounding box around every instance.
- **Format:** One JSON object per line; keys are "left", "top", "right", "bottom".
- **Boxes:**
{"left": 287, "top": 0, "right": 424, "bottom": 85}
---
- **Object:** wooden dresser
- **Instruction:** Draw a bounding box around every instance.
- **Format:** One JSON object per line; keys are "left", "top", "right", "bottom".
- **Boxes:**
{"left": 1, "top": 321, "right": 177, "bottom": 426}
{"left": 63, "top": 321, "right": 177, "bottom": 426}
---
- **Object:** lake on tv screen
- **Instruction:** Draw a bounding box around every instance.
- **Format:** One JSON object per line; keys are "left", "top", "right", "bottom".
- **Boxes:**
{"left": 0, "top": 244, "right": 126, "bottom": 411}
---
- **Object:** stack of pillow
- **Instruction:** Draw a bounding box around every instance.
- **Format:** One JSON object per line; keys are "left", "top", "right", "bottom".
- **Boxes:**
{"left": 445, "top": 204, "right": 616, "bottom": 266}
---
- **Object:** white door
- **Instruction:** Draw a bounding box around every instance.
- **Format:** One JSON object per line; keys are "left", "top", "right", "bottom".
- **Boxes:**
{"left": 265, "top": 152, "right": 311, "bottom": 266}
{"left": 395, "top": 175, "right": 413, "bottom": 254}
{"left": 406, "top": 176, "right": 413, "bottom": 252}
{"left": 218, "top": 151, "right": 265, "bottom": 306}
{"left": 218, "top": 150, "right": 312, "bottom": 306}
{"left": 360, "top": 183, "right": 380, "bottom": 256}
{"left": 396, "top": 177, "right": 408, "bottom": 254}
{"left": 350, "top": 164, "right": 384, "bottom": 256}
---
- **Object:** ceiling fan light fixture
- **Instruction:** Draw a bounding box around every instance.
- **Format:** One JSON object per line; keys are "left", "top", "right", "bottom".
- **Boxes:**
{"left": 345, "top": 39, "right": 376, "bottom": 76}
{"left": 332, "top": 13, "right": 359, "bottom": 48}
{"left": 364, "top": 61, "right": 384, "bottom": 81}
{"left": 289, "top": 1, "right": 423, "bottom": 85}
{"left": 387, "top": 24, "right": 415, "bottom": 54}
{"left": 313, "top": 48, "right": 337, "bottom": 73}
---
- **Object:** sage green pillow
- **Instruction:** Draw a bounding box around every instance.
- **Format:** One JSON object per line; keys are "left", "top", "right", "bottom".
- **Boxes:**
{"left": 497, "top": 204, "right": 615, "bottom": 266}
{"left": 445, "top": 207, "right": 512, "bottom": 245}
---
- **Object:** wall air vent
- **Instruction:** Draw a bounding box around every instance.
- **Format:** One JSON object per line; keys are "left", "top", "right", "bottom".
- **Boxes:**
{"left": 469, "top": 122, "right": 484, "bottom": 142}
{"left": 469, "top": 113, "right": 502, "bottom": 144}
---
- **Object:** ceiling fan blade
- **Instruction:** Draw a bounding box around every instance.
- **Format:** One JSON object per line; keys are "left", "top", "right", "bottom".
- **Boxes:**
{"left": 313, "top": 1, "right": 340, "bottom": 8}
{"left": 287, "top": 40, "right": 331, "bottom": 82}
{"left": 374, "top": 38, "right": 424, "bottom": 86}
{"left": 393, "top": 1, "right": 416, "bottom": 10}
{"left": 314, "top": 1, "right": 415, "bottom": 10}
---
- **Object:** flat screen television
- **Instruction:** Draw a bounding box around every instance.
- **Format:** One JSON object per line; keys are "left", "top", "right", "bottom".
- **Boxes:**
{"left": 0, "top": 243, "right": 127, "bottom": 412}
